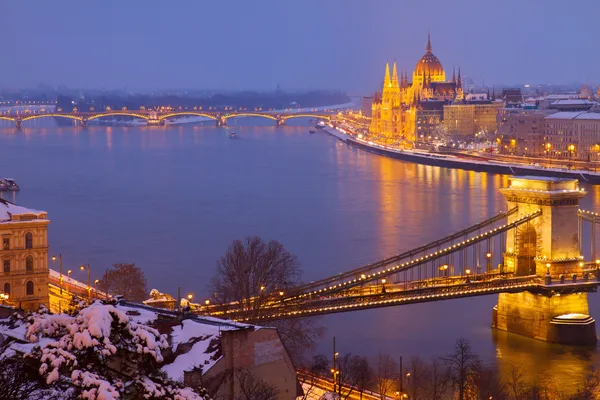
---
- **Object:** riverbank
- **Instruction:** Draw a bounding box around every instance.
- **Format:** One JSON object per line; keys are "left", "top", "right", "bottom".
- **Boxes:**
{"left": 323, "top": 126, "right": 600, "bottom": 184}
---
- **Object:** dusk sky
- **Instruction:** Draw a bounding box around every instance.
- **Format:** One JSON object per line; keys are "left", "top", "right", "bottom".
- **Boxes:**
{"left": 2, "top": 0, "right": 598, "bottom": 93}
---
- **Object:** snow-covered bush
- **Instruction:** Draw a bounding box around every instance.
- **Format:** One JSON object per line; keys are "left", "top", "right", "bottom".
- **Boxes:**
{"left": 14, "top": 301, "right": 209, "bottom": 400}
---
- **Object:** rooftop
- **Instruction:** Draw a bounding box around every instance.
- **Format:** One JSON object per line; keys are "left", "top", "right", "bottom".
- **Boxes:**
{"left": 545, "top": 112, "right": 600, "bottom": 120}
{"left": 0, "top": 198, "right": 47, "bottom": 223}
{"left": 0, "top": 300, "right": 261, "bottom": 384}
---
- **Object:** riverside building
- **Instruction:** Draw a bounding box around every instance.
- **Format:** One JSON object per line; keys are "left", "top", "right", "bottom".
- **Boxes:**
{"left": 369, "top": 34, "right": 464, "bottom": 146}
{"left": 0, "top": 199, "right": 49, "bottom": 310}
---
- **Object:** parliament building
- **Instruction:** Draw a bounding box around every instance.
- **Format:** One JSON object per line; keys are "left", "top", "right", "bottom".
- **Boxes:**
{"left": 369, "top": 34, "right": 465, "bottom": 146}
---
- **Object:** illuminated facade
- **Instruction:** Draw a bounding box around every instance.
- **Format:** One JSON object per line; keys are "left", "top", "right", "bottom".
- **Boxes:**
{"left": 369, "top": 34, "right": 464, "bottom": 145}
{"left": 0, "top": 199, "right": 49, "bottom": 311}
{"left": 443, "top": 102, "right": 504, "bottom": 137}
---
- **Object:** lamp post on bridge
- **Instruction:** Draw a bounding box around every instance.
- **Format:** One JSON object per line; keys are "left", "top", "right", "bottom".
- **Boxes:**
{"left": 51, "top": 254, "right": 63, "bottom": 294}
{"left": 486, "top": 252, "right": 492, "bottom": 274}
{"left": 80, "top": 264, "right": 91, "bottom": 301}
{"left": 545, "top": 263, "right": 552, "bottom": 285}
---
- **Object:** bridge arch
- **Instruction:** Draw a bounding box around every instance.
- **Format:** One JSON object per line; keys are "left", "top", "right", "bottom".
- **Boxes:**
{"left": 281, "top": 114, "right": 329, "bottom": 122}
{"left": 158, "top": 112, "right": 217, "bottom": 121}
{"left": 21, "top": 114, "right": 83, "bottom": 123}
{"left": 87, "top": 112, "right": 149, "bottom": 122}
{"left": 0, "top": 116, "right": 16, "bottom": 122}
{"left": 222, "top": 113, "right": 277, "bottom": 121}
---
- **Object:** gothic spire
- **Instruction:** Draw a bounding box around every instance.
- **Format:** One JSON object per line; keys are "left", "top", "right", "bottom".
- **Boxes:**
{"left": 457, "top": 67, "right": 462, "bottom": 89}
{"left": 392, "top": 61, "right": 399, "bottom": 87}
{"left": 384, "top": 62, "right": 391, "bottom": 88}
{"left": 426, "top": 32, "right": 432, "bottom": 53}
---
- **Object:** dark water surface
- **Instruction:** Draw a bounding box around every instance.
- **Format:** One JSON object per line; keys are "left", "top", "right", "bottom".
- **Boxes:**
{"left": 1, "top": 120, "right": 599, "bottom": 389}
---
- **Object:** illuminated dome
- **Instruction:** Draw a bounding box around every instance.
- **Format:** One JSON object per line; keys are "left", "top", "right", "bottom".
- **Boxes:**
{"left": 414, "top": 34, "right": 444, "bottom": 78}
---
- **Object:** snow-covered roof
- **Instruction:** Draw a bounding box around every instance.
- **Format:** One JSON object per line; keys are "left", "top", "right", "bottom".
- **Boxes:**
{"left": 545, "top": 111, "right": 583, "bottom": 120}
{"left": 113, "top": 301, "right": 259, "bottom": 381}
{"left": 545, "top": 94, "right": 579, "bottom": 100}
{"left": 0, "top": 198, "right": 47, "bottom": 223}
{"left": 575, "top": 112, "right": 600, "bottom": 120}
{"left": 545, "top": 112, "right": 600, "bottom": 121}
{"left": 551, "top": 99, "right": 595, "bottom": 106}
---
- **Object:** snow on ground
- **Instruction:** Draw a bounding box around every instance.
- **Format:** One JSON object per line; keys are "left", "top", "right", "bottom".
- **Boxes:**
{"left": 162, "top": 338, "right": 220, "bottom": 382}
{"left": 115, "top": 303, "right": 160, "bottom": 324}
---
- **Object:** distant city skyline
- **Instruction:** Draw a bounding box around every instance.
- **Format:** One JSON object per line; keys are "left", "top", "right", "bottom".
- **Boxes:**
{"left": 1, "top": 0, "right": 598, "bottom": 93}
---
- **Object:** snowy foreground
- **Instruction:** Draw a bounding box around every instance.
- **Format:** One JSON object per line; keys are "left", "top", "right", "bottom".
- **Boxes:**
{"left": 0, "top": 300, "right": 220, "bottom": 400}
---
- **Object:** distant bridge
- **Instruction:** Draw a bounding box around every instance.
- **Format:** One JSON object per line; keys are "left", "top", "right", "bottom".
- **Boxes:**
{"left": 0, "top": 109, "right": 333, "bottom": 128}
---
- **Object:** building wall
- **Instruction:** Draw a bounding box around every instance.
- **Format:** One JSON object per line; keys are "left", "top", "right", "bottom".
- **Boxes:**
{"left": 496, "top": 109, "right": 551, "bottom": 155}
{"left": 443, "top": 102, "right": 503, "bottom": 137}
{"left": 194, "top": 327, "right": 298, "bottom": 400}
{"left": 360, "top": 97, "right": 373, "bottom": 117}
{"left": 0, "top": 220, "right": 50, "bottom": 311}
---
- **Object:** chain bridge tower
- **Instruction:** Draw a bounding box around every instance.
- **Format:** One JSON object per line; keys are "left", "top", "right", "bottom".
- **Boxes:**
{"left": 493, "top": 177, "right": 596, "bottom": 345}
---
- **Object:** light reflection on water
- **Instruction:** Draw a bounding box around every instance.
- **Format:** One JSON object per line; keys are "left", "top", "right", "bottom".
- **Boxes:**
{"left": 0, "top": 120, "right": 599, "bottom": 391}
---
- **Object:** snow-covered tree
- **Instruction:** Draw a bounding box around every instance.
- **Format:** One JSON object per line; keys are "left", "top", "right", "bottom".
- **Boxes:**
{"left": 3, "top": 301, "right": 210, "bottom": 400}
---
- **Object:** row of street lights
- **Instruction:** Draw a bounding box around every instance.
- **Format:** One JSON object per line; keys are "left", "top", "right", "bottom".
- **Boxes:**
{"left": 51, "top": 255, "right": 98, "bottom": 301}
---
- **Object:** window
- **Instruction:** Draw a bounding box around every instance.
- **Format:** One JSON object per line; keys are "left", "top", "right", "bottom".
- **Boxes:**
{"left": 3, "top": 260, "right": 9, "bottom": 273}
{"left": 25, "top": 233, "right": 33, "bottom": 249}
{"left": 26, "top": 281, "right": 34, "bottom": 296}
{"left": 26, "top": 256, "right": 33, "bottom": 272}
{"left": 3, "top": 283, "right": 9, "bottom": 295}
{"left": 2, "top": 238, "right": 8, "bottom": 250}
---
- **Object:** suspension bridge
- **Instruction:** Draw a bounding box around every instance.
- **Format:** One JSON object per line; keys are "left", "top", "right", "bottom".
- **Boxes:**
{"left": 203, "top": 176, "right": 600, "bottom": 345}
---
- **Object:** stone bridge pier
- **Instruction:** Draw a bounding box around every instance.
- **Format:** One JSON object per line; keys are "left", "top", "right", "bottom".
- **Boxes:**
{"left": 276, "top": 116, "right": 285, "bottom": 126}
{"left": 216, "top": 115, "right": 226, "bottom": 127}
{"left": 492, "top": 177, "right": 596, "bottom": 345}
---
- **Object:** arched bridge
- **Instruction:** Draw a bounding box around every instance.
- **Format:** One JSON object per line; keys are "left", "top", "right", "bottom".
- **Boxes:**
{"left": 0, "top": 109, "right": 332, "bottom": 128}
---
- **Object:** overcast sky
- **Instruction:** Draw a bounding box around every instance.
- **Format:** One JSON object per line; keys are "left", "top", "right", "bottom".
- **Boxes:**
{"left": 1, "top": 0, "right": 598, "bottom": 93}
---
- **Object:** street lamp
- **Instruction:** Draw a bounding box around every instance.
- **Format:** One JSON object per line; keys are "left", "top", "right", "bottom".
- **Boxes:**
{"left": 381, "top": 278, "right": 386, "bottom": 293}
{"left": 545, "top": 263, "right": 552, "bottom": 285}
{"left": 187, "top": 293, "right": 193, "bottom": 301}
{"left": 94, "top": 279, "right": 99, "bottom": 299}
{"left": 486, "top": 252, "right": 492, "bottom": 273}
{"left": 465, "top": 268, "right": 471, "bottom": 283}
{"left": 80, "top": 264, "right": 91, "bottom": 301}
{"left": 569, "top": 144, "right": 575, "bottom": 164}
{"left": 51, "top": 254, "right": 63, "bottom": 294}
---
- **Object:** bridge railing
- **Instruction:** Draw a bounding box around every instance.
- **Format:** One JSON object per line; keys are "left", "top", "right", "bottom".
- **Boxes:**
{"left": 284, "top": 210, "right": 542, "bottom": 303}
{"left": 284, "top": 207, "right": 519, "bottom": 299}
{"left": 227, "top": 275, "right": 541, "bottom": 322}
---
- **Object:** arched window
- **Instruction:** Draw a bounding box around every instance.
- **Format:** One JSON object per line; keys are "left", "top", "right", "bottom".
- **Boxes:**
{"left": 26, "top": 281, "right": 34, "bottom": 295}
{"left": 26, "top": 256, "right": 33, "bottom": 272}
{"left": 3, "top": 283, "right": 9, "bottom": 295}
{"left": 25, "top": 233, "right": 33, "bottom": 249}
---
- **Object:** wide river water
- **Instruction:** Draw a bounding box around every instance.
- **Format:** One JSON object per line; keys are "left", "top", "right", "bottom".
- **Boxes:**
{"left": 1, "top": 119, "right": 600, "bottom": 389}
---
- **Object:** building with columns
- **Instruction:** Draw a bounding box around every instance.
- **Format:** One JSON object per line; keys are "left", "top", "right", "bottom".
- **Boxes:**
{"left": 0, "top": 199, "right": 49, "bottom": 311}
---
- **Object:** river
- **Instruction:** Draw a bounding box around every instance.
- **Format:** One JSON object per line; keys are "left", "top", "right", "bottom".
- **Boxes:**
{"left": 1, "top": 119, "right": 599, "bottom": 390}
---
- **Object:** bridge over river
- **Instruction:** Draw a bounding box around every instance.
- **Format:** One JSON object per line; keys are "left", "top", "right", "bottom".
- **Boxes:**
{"left": 202, "top": 176, "right": 600, "bottom": 346}
{"left": 0, "top": 109, "right": 332, "bottom": 128}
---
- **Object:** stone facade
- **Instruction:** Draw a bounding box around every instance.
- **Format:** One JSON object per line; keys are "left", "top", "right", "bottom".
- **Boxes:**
{"left": 0, "top": 199, "right": 49, "bottom": 311}
{"left": 443, "top": 102, "right": 504, "bottom": 137}
{"left": 492, "top": 291, "right": 596, "bottom": 345}
{"left": 499, "top": 177, "right": 585, "bottom": 277}
{"left": 185, "top": 327, "right": 299, "bottom": 400}
{"left": 494, "top": 177, "right": 596, "bottom": 345}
